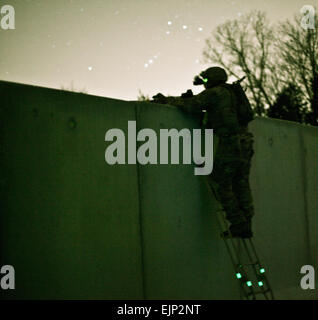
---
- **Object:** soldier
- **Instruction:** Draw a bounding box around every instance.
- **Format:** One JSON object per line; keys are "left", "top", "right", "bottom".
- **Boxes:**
{"left": 152, "top": 67, "right": 255, "bottom": 238}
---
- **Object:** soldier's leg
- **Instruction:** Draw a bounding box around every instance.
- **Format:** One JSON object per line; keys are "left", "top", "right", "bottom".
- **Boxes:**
{"left": 233, "top": 133, "right": 255, "bottom": 220}
{"left": 209, "top": 159, "right": 246, "bottom": 225}
{"left": 208, "top": 136, "right": 252, "bottom": 237}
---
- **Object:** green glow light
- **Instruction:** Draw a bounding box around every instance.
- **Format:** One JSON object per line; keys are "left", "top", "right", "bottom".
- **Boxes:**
{"left": 236, "top": 273, "right": 242, "bottom": 279}
{"left": 246, "top": 281, "right": 252, "bottom": 287}
{"left": 260, "top": 268, "right": 265, "bottom": 273}
{"left": 258, "top": 281, "right": 264, "bottom": 287}
{"left": 203, "top": 78, "right": 208, "bottom": 83}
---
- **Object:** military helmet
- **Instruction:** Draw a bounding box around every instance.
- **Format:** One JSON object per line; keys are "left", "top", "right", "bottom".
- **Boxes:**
{"left": 200, "top": 67, "right": 228, "bottom": 82}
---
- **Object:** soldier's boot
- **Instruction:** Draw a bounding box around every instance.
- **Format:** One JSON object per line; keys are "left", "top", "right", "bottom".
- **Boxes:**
{"left": 222, "top": 220, "right": 253, "bottom": 239}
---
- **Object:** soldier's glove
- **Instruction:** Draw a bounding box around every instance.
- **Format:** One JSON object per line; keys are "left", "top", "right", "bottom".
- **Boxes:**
{"left": 193, "top": 75, "right": 204, "bottom": 86}
{"left": 152, "top": 93, "right": 168, "bottom": 104}
{"left": 181, "top": 89, "right": 194, "bottom": 98}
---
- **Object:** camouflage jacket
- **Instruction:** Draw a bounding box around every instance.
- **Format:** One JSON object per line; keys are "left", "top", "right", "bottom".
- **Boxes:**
{"left": 166, "top": 85, "right": 240, "bottom": 136}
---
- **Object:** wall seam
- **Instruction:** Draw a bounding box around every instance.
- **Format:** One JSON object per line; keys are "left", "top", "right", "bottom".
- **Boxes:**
{"left": 299, "top": 127, "right": 312, "bottom": 265}
{"left": 134, "top": 103, "right": 147, "bottom": 299}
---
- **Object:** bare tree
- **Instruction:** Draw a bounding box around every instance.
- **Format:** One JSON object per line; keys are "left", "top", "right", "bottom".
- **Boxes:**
{"left": 203, "top": 11, "right": 280, "bottom": 115}
{"left": 277, "top": 12, "right": 318, "bottom": 125}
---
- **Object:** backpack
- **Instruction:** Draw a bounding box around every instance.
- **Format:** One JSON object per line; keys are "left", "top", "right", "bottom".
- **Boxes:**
{"left": 229, "top": 78, "right": 254, "bottom": 126}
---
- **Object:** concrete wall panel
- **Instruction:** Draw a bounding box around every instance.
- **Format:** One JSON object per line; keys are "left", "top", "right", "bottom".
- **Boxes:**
{"left": 0, "top": 82, "right": 143, "bottom": 299}
{"left": 302, "top": 126, "right": 318, "bottom": 270}
{"left": 249, "top": 118, "right": 317, "bottom": 299}
{"left": 135, "top": 102, "right": 238, "bottom": 299}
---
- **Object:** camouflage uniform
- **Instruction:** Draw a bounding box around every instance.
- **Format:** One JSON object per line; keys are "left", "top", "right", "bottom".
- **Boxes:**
{"left": 164, "top": 84, "right": 251, "bottom": 226}
{"left": 218, "top": 83, "right": 255, "bottom": 223}
{"left": 235, "top": 126, "right": 255, "bottom": 221}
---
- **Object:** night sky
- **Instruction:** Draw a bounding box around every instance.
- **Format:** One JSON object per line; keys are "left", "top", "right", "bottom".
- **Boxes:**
{"left": 0, "top": 0, "right": 310, "bottom": 100}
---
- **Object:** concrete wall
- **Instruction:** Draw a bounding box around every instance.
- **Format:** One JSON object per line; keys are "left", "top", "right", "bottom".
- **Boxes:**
{"left": 0, "top": 81, "right": 143, "bottom": 299}
{"left": 249, "top": 118, "right": 318, "bottom": 299}
{"left": 0, "top": 80, "right": 317, "bottom": 299}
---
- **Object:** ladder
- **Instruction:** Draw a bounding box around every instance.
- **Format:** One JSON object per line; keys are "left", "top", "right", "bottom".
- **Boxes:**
{"left": 203, "top": 177, "right": 274, "bottom": 300}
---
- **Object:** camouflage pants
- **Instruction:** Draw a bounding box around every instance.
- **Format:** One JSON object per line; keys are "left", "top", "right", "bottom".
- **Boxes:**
{"left": 207, "top": 132, "right": 255, "bottom": 225}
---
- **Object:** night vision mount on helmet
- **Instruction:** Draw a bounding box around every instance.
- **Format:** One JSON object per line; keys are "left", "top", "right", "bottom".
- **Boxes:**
{"left": 193, "top": 67, "right": 228, "bottom": 86}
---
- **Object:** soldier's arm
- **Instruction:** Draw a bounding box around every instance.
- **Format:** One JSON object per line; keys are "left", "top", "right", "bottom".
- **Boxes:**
{"left": 166, "top": 93, "right": 207, "bottom": 116}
